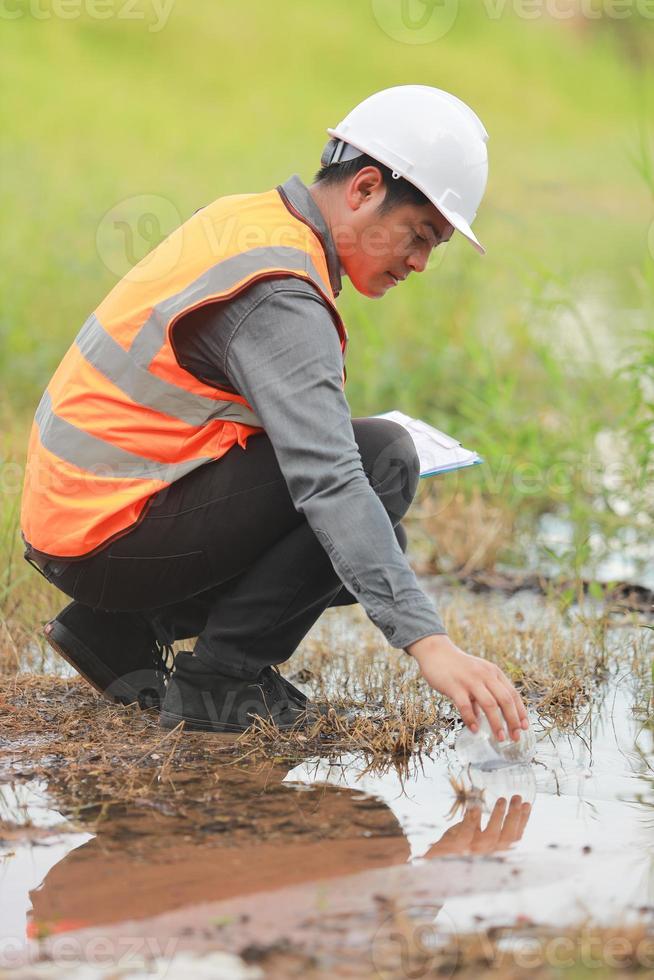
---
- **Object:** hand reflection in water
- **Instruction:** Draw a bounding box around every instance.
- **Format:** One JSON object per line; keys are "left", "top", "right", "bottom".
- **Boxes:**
{"left": 28, "top": 766, "right": 534, "bottom": 935}
{"left": 425, "top": 795, "right": 532, "bottom": 858}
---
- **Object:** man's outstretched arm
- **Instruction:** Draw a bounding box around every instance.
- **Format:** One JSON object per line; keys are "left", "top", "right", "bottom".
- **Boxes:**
{"left": 175, "top": 278, "right": 528, "bottom": 740}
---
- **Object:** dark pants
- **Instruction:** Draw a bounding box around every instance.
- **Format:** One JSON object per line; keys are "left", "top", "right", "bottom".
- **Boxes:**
{"left": 40, "top": 417, "right": 419, "bottom": 679}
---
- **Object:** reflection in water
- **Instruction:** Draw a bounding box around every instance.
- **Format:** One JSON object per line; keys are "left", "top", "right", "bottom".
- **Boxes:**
{"left": 0, "top": 782, "right": 93, "bottom": 952}
{"left": 426, "top": 796, "right": 532, "bottom": 858}
{"left": 286, "top": 682, "right": 654, "bottom": 931}
{"left": 0, "top": 663, "right": 651, "bottom": 953}
{"left": 23, "top": 759, "right": 533, "bottom": 938}
{"left": 26, "top": 760, "right": 406, "bottom": 934}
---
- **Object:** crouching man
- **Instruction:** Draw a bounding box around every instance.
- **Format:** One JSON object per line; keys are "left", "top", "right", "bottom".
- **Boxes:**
{"left": 21, "top": 85, "right": 528, "bottom": 742}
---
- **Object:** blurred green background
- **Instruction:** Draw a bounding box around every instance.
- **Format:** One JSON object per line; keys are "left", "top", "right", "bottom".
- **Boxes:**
{"left": 1, "top": 0, "right": 653, "bottom": 591}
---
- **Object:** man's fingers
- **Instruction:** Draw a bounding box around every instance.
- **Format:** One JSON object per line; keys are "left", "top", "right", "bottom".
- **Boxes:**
{"left": 512, "top": 686, "right": 529, "bottom": 726}
{"left": 487, "top": 680, "right": 522, "bottom": 740}
{"left": 516, "top": 799, "right": 532, "bottom": 835}
{"left": 500, "top": 795, "right": 530, "bottom": 843}
{"left": 454, "top": 692, "right": 480, "bottom": 732}
{"left": 490, "top": 664, "right": 529, "bottom": 731}
{"left": 474, "top": 688, "right": 507, "bottom": 742}
{"left": 455, "top": 675, "right": 529, "bottom": 742}
{"left": 504, "top": 676, "right": 529, "bottom": 727}
{"left": 462, "top": 806, "right": 482, "bottom": 832}
{"left": 477, "top": 797, "right": 506, "bottom": 845}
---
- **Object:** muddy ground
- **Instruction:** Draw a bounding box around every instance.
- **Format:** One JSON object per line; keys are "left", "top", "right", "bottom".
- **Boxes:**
{"left": 1, "top": 582, "right": 653, "bottom": 978}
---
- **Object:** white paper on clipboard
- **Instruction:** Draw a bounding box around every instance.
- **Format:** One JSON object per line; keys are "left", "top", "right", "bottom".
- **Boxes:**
{"left": 375, "top": 410, "right": 482, "bottom": 479}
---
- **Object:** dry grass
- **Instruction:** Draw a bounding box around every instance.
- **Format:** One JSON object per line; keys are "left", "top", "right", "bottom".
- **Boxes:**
{"left": 446, "top": 770, "right": 487, "bottom": 819}
{"left": 406, "top": 486, "right": 517, "bottom": 576}
{"left": 0, "top": 415, "right": 54, "bottom": 674}
{"left": 0, "top": 584, "right": 649, "bottom": 820}
{"left": 368, "top": 899, "right": 654, "bottom": 980}
{"left": 0, "top": 674, "right": 235, "bottom": 820}
{"left": 290, "top": 590, "right": 638, "bottom": 737}
{"left": 237, "top": 693, "right": 447, "bottom": 771}
{"left": 630, "top": 626, "right": 654, "bottom": 725}
{"left": 0, "top": 506, "right": 61, "bottom": 676}
{"left": 0, "top": 592, "right": 651, "bottom": 977}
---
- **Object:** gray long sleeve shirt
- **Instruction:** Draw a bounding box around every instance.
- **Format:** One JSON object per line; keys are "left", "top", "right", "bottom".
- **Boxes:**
{"left": 173, "top": 174, "right": 446, "bottom": 649}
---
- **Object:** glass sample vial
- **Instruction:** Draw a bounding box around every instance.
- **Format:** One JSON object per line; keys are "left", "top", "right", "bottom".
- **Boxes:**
{"left": 454, "top": 713, "right": 536, "bottom": 770}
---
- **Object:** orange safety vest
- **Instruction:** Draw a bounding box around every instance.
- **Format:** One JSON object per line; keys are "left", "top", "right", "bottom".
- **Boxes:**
{"left": 21, "top": 186, "right": 348, "bottom": 559}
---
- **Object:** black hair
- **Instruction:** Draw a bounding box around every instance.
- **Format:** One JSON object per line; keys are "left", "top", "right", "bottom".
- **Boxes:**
{"left": 313, "top": 149, "right": 430, "bottom": 215}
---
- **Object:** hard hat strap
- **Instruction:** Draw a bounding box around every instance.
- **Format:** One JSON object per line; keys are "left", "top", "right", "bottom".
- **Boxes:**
{"left": 320, "top": 139, "right": 402, "bottom": 181}
{"left": 320, "top": 139, "right": 364, "bottom": 167}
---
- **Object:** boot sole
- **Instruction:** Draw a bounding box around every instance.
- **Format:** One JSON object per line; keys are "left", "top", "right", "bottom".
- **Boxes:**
{"left": 159, "top": 709, "right": 309, "bottom": 734}
{"left": 44, "top": 620, "right": 161, "bottom": 709}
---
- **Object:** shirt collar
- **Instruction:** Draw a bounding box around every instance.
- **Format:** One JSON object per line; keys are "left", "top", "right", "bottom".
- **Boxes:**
{"left": 278, "top": 174, "right": 342, "bottom": 298}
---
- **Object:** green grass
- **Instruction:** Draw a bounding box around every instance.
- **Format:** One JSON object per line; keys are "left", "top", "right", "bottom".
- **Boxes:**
{"left": 1, "top": 0, "right": 653, "bottom": 595}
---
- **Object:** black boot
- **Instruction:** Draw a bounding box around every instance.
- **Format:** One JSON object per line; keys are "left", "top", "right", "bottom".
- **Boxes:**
{"left": 44, "top": 601, "right": 171, "bottom": 709}
{"left": 262, "top": 667, "right": 339, "bottom": 720}
{"left": 261, "top": 666, "right": 308, "bottom": 706}
{"left": 159, "top": 653, "right": 314, "bottom": 733}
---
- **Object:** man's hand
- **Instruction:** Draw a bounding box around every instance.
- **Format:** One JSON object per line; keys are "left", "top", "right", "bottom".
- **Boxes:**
{"left": 426, "top": 796, "right": 532, "bottom": 858}
{"left": 406, "top": 634, "right": 528, "bottom": 742}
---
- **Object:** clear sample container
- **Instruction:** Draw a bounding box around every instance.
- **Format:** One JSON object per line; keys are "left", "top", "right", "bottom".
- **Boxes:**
{"left": 454, "top": 713, "right": 536, "bottom": 770}
{"left": 466, "top": 763, "right": 537, "bottom": 809}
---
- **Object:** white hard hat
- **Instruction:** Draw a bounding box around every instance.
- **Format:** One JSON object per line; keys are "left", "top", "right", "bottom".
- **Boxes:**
{"left": 323, "top": 85, "right": 489, "bottom": 255}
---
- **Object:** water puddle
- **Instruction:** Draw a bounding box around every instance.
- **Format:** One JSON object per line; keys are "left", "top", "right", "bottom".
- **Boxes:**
{"left": 287, "top": 678, "right": 653, "bottom": 933}
{"left": 0, "top": 781, "right": 93, "bottom": 959}
{"left": 1, "top": 613, "right": 652, "bottom": 973}
{"left": 535, "top": 512, "right": 654, "bottom": 590}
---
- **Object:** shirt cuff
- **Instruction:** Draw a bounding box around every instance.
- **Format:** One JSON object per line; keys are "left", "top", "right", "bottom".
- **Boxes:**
{"left": 369, "top": 596, "right": 447, "bottom": 650}
{"left": 313, "top": 526, "right": 447, "bottom": 650}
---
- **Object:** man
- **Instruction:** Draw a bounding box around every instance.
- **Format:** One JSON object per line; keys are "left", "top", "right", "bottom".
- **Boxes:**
{"left": 21, "top": 85, "right": 528, "bottom": 741}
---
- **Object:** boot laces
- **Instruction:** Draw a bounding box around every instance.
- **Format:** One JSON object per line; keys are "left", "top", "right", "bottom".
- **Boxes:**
{"left": 261, "top": 666, "right": 306, "bottom": 707}
{"left": 153, "top": 641, "right": 175, "bottom": 679}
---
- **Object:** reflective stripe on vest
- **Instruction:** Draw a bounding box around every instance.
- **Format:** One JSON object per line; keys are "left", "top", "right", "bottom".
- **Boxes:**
{"left": 75, "top": 314, "right": 263, "bottom": 429}
{"left": 128, "top": 245, "right": 333, "bottom": 370}
{"left": 35, "top": 390, "right": 216, "bottom": 482}
{"left": 21, "top": 188, "right": 347, "bottom": 558}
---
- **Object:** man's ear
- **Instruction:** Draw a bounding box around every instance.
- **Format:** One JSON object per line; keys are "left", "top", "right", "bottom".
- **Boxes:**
{"left": 346, "top": 166, "right": 385, "bottom": 211}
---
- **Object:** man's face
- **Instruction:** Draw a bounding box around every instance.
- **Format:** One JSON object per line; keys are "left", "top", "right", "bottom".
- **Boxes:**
{"left": 334, "top": 168, "right": 455, "bottom": 298}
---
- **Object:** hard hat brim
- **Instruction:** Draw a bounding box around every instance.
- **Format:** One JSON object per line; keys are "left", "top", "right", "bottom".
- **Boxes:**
{"left": 436, "top": 206, "right": 486, "bottom": 256}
